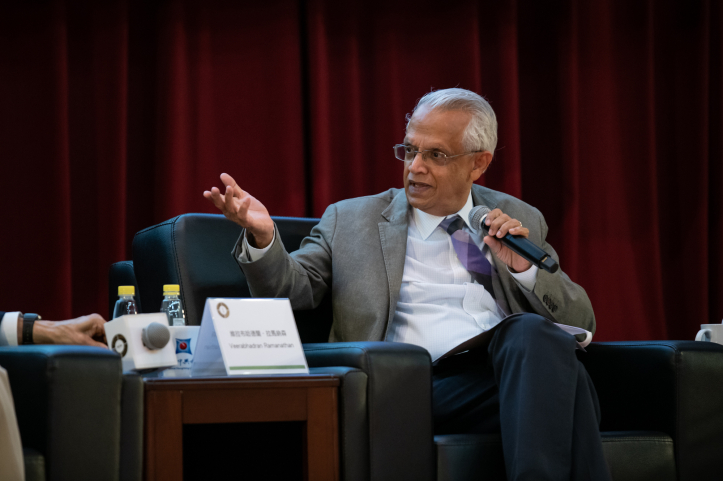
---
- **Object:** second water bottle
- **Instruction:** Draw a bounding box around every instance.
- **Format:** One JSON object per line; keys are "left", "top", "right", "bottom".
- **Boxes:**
{"left": 160, "top": 284, "right": 186, "bottom": 326}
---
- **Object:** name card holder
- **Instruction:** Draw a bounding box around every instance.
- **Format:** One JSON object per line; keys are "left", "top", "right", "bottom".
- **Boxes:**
{"left": 192, "top": 298, "right": 309, "bottom": 376}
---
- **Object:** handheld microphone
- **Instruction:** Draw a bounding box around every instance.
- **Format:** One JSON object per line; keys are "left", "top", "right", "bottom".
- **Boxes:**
{"left": 469, "top": 205, "right": 559, "bottom": 273}
{"left": 141, "top": 322, "right": 171, "bottom": 350}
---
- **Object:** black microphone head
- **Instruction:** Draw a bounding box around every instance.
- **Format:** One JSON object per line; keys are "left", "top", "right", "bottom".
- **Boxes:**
{"left": 142, "top": 322, "right": 171, "bottom": 350}
{"left": 469, "top": 205, "right": 491, "bottom": 232}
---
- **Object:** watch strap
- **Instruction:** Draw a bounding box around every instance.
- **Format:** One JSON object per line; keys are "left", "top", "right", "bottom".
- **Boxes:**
{"left": 22, "top": 313, "right": 40, "bottom": 345}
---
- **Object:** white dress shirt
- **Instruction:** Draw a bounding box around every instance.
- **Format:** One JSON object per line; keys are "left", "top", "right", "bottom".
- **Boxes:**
{"left": 386, "top": 192, "right": 537, "bottom": 360}
{"left": 238, "top": 190, "right": 539, "bottom": 361}
{"left": 0, "top": 312, "right": 20, "bottom": 346}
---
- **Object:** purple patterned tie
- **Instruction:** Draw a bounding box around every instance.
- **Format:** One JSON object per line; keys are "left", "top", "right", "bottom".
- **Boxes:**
{"left": 439, "top": 215, "right": 496, "bottom": 299}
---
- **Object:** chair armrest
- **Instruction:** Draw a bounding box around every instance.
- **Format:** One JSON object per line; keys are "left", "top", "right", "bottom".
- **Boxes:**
{"left": 308, "top": 366, "right": 369, "bottom": 481}
{"left": 120, "top": 374, "right": 144, "bottom": 481}
{"left": 304, "top": 341, "right": 435, "bottom": 481}
{"left": 0, "top": 345, "right": 123, "bottom": 481}
{"left": 579, "top": 340, "right": 723, "bottom": 481}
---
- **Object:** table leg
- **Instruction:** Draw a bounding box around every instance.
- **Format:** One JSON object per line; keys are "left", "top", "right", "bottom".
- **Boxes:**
{"left": 305, "top": 387, "right": 339, "bottom": 481}
{"left": 145, "top": 390, "right": 183, "bottom": 481}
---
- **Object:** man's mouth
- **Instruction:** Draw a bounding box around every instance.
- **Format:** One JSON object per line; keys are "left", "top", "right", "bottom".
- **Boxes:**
{"left": 408, "top": 180, "right": 432, "bottom": 193}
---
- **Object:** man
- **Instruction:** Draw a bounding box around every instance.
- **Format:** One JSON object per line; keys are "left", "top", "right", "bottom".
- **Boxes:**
{"left": 0, "top": 311, "right": 107, "bottom": 480}
{"left": 204, "top": 88, "right": 610, "bottom": 480}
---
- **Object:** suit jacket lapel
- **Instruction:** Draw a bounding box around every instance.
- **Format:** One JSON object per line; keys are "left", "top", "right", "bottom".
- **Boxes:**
{"left": 377, "top": 190, "right": 410, "bottom": 340}
{"left": 471, "top": 184, "right": 498, "bottom": 212}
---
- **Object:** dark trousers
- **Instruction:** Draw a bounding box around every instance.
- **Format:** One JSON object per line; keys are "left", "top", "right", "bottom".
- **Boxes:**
{"left": 432, "top": 313, "right": 611, "bottom": 481}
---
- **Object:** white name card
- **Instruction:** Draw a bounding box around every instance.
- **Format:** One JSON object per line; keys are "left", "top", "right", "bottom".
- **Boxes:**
{"left": 192, "top": 298, "right": 309, "bottom": 376}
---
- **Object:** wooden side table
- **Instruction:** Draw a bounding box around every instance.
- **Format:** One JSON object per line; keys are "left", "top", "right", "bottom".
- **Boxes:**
{"left": 143, "top": 373, "right": 340, "bottom": 481}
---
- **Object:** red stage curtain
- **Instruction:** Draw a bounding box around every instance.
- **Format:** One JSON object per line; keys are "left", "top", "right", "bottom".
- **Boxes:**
{"left": 1, "top": 0, "right": 721, "bottom": 342}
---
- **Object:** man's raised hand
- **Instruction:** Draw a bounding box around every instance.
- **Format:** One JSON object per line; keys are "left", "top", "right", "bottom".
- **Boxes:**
{"left": 203, "top": 173, "right": 275, "bottom": 248}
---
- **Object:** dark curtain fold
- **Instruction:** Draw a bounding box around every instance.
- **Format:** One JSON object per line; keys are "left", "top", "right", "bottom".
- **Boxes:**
{"left": 1, "top": 0, "right": 720, "bottom": 341}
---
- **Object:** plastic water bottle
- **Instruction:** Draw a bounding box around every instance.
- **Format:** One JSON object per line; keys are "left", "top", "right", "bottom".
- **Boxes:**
{"left": 160, "top": 284, "right": 186, "bottom": 326}
{"left": 113, "top": 286, "right": 138, "bottom": 319}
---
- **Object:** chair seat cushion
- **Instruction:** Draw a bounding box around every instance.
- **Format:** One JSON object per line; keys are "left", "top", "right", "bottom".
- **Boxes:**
{"left": 601, "top": 431, "right": 675, "bottom": 481}
{"left": 435, "top": 433, "right": 505, "bottom": 481}
{"left": 435, "top": 431, "right": 675, "bottom": 481}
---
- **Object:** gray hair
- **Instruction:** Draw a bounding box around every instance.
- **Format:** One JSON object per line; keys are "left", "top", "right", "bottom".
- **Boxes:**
{"left": 408, "top": 88, "right": 498, "bottom": 154}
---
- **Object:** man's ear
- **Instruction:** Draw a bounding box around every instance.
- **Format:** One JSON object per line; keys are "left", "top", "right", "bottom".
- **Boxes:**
{"left": 470, "top": 151, "right": 493, "bottom": 181}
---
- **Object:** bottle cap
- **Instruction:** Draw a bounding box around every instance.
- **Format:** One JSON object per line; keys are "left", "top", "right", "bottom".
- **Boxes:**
{"left": 163, "top": 284, "right": 180, "bottom": 295}
{"left": 118, "top": 285, "right": 135, "bottom": 296}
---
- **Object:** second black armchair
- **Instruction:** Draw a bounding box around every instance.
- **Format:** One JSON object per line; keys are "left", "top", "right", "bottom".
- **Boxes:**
{"left": 111, "top": 213, "right": 723, "bottom": 481}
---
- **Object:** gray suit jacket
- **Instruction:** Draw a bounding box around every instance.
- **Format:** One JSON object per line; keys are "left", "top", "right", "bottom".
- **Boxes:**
{"left": 237, "top": 185, "right": 595, "bottom": 343}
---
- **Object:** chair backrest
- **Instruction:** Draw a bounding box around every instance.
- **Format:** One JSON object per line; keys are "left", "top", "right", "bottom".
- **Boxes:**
{"left": 131, "top": 213, "right": 333, "bottom": 343}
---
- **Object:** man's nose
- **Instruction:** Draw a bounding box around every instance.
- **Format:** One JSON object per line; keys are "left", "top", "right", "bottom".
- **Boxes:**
{"left": 408, "top": 152, "right": 427, "bottom": 172}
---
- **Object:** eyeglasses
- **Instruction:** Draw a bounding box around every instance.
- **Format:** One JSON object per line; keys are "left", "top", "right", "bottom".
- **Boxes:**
{"left": 393, "top": 144, "right": 481, "bottom": 167}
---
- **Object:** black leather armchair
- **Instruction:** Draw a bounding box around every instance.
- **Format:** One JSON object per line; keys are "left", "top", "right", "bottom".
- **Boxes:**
{"left": 435, "top": 340, "right": 723, "bottom": 481}
{"left": 111, "top": 214, "right": 435, "bottom": 481}
{"left": 111, "top": 213, "right": 723, "bottom": 481}
{"left": 0, "top": 345, "right": 132, "bottom": 481}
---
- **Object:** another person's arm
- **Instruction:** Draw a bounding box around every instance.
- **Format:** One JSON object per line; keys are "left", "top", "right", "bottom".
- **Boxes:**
{"left": 0, "top": 311, "right": 107, "bottom": 347}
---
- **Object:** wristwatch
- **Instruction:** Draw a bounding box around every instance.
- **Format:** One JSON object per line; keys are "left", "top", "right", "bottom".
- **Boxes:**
{"left": 20, "top": 312, "right": 42, "bottom": 345}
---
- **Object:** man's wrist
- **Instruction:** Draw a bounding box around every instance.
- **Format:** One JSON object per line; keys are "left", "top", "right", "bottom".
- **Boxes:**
{"left": 509, "top": 261, "right": 532, "bottom": 274}
{"left": 508, "top": 264, "right": 539, "bottom": 292}
{"left": 31, "top": 321, "right": 56, "bottom": 345}
{"left": 246, "top": 230, "right": 274, "bottom": 249}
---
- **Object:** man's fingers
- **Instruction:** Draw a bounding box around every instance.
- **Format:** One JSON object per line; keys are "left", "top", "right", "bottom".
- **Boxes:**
{"left": 220, "top": 173, "right": 242, "bottom": 197}
{"left": 74, "top": 317, "right": 107, "bottom": 347}
{"left": 85, "top": 337, "right": 108, "bottom": 348}
{"left": 483, "top": 235, "right": 502, "bottom": 255}
{"left": 208, "top": 186, "right": 227, "bottom": 205}
{"left": 484, "top": 209, "right": 502, "bottom": 226}
{"left": 86, "top": 338, "right": 109, "bottom": 348}
{"left": 230, "top": 183, "right": 244, "bottom": 198}
{"left": 225, "top": 180, "right": 246, "bottom": 202}
{"left": 509, "top": 224, "right": 529, "bottom": 238}
{"left": 205, "top": 187, "right": 227, "bottom": 212}
{"left": 224, "top": 185, "right": 239, "bottom": 216}
{"left": 214, "top": 188, "right": 230, "bottom": 213}
{"left": 495, "top": 219, "right": 527, "bottom": 239}
{"left": 222, "top": 184, "right": 255, "bottom": 228}
{"left": 220, "top": 172, "right": 237, "bottom": 187}
{"left": 205, "top": 173, "right": 247, "bottom": 217}
{"left": 486, "top": 210, "right": 510, "bottom": 237}
{"left": 205, "top": 173, "right": 268, "bottom": 231}
{"left": 85, "top": 313, "right": 106, "bottom": 324}
{"left": 484, "top": 209, "right": 527, "bottom": 238}
{"left": 76, "top": 314, "right": 106, "bottom": 328}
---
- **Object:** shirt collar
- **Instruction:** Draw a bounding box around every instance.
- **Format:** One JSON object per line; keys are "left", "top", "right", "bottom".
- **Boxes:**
{"left": 413, "top": 191, "right": 475, "bottom": 240}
